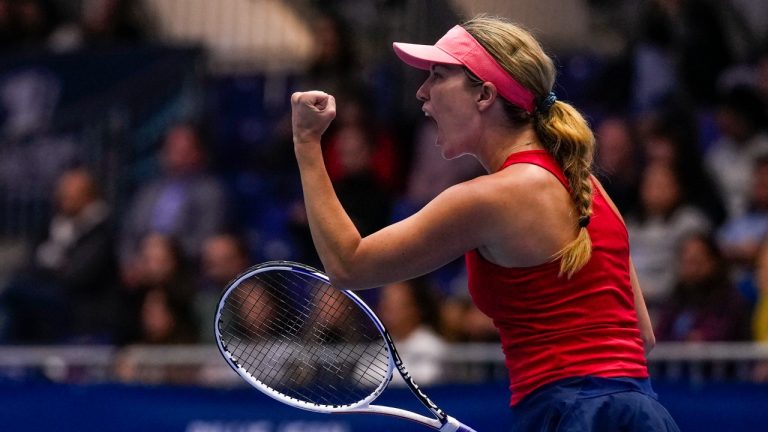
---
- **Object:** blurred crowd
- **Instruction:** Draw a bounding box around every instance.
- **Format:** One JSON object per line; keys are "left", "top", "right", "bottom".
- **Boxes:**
{"left": 1, "top": 0, "right": 768, "bottom": 384}
{"left": 0, "top": 0, "right": 149, "bottom": 52}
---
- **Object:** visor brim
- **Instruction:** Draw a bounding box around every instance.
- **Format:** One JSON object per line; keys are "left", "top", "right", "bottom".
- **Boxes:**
{"left": 392, "top": 42, "right": 462, "bottom": 70}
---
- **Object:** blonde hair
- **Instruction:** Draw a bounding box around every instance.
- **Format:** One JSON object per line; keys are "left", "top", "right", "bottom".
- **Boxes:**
{"left": 463, "top": 15, "right": 595, "bottom": 278}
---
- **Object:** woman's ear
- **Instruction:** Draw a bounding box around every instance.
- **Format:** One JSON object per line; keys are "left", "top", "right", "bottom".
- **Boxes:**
{"left": 476, "top": 82, "right": 498, "bottom": 112}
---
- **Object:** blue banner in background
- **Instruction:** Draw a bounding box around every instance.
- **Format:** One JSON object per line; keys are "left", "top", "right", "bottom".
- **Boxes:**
{"left": 0, "top": 381, "right": 511, "bottom": 432}
{"left": 0, "top": 381, "right": 767, "bottom": 431}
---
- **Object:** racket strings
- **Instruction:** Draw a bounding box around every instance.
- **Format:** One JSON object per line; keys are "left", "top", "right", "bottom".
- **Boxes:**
{"left": 218, "top": 269, "right": 391, "bottom": 407}
{"left": 268, "top": 272, "right": 391, "bottom": 382}
{"left": 272, "top": 272, "right": 391, "bottom": 393}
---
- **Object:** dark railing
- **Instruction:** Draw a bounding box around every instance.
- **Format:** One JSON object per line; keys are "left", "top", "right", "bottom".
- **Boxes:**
{"left": 2, "top": 342, "right": 768, "bottom": 386}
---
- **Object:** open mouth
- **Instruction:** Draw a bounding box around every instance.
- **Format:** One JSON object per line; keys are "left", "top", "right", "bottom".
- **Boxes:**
{"left": 422, "top": 108, "right": 437, "bottom": 126}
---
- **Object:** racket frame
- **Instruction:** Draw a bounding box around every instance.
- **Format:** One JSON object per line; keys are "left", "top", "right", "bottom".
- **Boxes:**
{"left": 215, "top": 261, "right": 474, "bottom": 432}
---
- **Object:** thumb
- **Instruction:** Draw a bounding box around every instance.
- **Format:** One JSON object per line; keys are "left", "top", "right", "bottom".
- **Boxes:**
{"left": 292, "top": 91, "right": 330, "bottom": 110}
{"left": 321, "top": 94, "right": 336, "bottom": 113}
{"left": 309, "top": 92, "right": 331, "bottom": 111}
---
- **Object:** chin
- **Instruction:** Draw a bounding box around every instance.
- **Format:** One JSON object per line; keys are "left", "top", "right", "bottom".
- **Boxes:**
{"left": 439, "top": 141, "right": 466, "bottom": 160}
{"left": 441, "top": 149, "right": 460, "bottom": 160}
{"left": 436, "top": 131, "right": 473, "bottom": 160}
{"left": 437, "top": 143, "right": 453, "bottom": 159}
{"left": 443, "top": 151, "right": 472, "bottom": 161}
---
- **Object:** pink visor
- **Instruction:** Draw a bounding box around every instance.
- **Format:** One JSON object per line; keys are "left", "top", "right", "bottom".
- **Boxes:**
{"left": 393, "top": 25, "right": 536, "bottom": 113}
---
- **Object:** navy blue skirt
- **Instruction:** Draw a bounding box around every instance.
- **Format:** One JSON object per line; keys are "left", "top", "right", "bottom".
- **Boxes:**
{"left": 509, "top": 376, "right": 680, "bottom": 432}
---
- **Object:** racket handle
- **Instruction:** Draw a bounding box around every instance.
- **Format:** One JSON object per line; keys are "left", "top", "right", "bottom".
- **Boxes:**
{"left": 441, "top": 416, "right": 478, "bottom": 432}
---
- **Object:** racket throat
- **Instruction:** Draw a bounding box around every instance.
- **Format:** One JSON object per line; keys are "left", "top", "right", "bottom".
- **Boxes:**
{"left": 390, "top": 343, "right": 448, "bottom": 422}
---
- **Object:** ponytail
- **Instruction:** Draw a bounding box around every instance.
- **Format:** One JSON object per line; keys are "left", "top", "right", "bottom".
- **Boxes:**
{"left": 460, "top": 15, "right": 596, "bottom": 277}
{"left": 534, "top": 100, "right": 595, "bottom": 278}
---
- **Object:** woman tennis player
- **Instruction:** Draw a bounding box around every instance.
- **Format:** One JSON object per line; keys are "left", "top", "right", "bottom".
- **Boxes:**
{"left": 290, "top": 14, "right": 680, "bottom": 431}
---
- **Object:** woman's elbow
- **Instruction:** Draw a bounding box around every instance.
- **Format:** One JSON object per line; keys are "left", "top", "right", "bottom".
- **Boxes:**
{"left": 643, "top": 333, "right": 656, "bottom": 355}
{"left": 325, "top": 265, "right": 361, "bottom": 290}
{"left": 325, "top": 266, "right": 378, "bottom": 291}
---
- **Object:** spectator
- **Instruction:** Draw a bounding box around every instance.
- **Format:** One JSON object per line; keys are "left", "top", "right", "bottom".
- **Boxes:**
{"left": 113, "top": 287, "right": 198, "bottom": 384}
{"left": 752, "top": 236, "right": 768, "bottom": 382}
{"left": 299, "top": 9, "right": 365, "bottom": 100}
{"left": 626, "top": 162, "right": 712, "bottom": 321}
{"left": 288, "top": 95, "right": 398, "bottom": 264}
{"left": 119, "top": 122, "right": 233, "bottom": 287}
{"left": 656, "top": 233, "right": 749, "bottom": 342}
{"left": 752, "top": 239, "right": 768, "bottom": 344}
{"left": 0, "top": 0, "right": 13, "bottom": 49}
{"left": 376, "top": 277, "right": 448, "bottom": 386}
{"left": 200, "top": 233, "right": 251, "bottom": 289}
{"left": 0, "top": 167, "right": 119, "bottom": 343}
{"left": 328, "top": 118, "right": 393, "bottom": 236}
{"left": 440, "top": 294, "right": 499, "bottom": 343}
{"left": 15, "top": 0, "right": 62, "bottom": 49}
{"left": 130, "top": 233, "right": 195, "bottom": 295}
{"left": 49, "top": 0, "right": 149, "bottom": 51}
{"left": 632, "top": 0, "right": 733, "bottom": 111}
{"left": 594, "top": 116, "right": 641, "bottom": 215}
{"left": 718, "top": 37, "right": 768, "bottom": 101}
{"left": 641, "top": 110, "right": 727, "bottom": 225}
{"left": 121, "top": 232, "right": 197, "bottom": 343}
{"left": 197, "top": 233, "right": 252, "bottom": 341}
{"left": 705, "top": 85, "right": 768, "bottom": 218}
{"left": 137, "top": 288, "right": 198, "bottom": 345}
{"left": 308, "top": 286, "right": 355, "bottom": 344}
{"left": 259, "top": 8, "right": 369, "bottom": 176}
{"left": 0, "top": 68, "right": 78, "bottom": 205}
{"left": 324, "top": 93, "right": 402, "bottom": 194}
{"left": 758, "top": 46, "right": 768, "bottom": 103}
{"left": 718, "top": 155, "right": 768, "bottom": 268}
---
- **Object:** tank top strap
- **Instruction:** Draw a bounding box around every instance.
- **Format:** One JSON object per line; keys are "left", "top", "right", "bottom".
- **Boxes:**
{"left": 498, "top": 150, "right": 570, "bottom": 191}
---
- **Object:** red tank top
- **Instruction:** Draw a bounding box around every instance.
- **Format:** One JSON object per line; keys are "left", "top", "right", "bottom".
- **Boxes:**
{"left": 465, "top": 150, "right": 648, "bottom": 406}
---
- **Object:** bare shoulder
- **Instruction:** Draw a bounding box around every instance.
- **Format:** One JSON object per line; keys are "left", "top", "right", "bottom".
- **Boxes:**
{"left": 484, "top": 163, "right": 571, "bottom": 213}
{"left": 466, "top": 163, "right": 576, "bottom": 267}
{"left": 429, "top": 167, "right": 550, "bottom": 219}
{"left": 453, "top": 163, "right": 560, "bottom": 195}
{"left": 423, "top": 162, "right": 573, "bottom": 240}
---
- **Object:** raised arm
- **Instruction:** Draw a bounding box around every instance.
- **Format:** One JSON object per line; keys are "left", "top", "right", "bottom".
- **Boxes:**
{"left": 291, "top": 91, "right": 491, "bottom": 289}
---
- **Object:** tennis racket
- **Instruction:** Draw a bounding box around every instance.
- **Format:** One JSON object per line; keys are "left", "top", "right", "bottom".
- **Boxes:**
{"left": 214, "top": 260, "right": 477, "bottom": 431}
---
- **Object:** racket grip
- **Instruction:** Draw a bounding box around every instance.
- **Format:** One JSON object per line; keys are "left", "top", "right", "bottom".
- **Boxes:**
{"left": 442, "top": 416, "right": 478, "bottom": 432}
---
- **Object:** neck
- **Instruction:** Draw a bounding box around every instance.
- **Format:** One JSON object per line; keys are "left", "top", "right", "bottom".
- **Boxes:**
{"left": 478, "top": 126, "right": 542, "bottom": 172}
{"left": 507, "top": 139, "right": 536, "bottom": 153}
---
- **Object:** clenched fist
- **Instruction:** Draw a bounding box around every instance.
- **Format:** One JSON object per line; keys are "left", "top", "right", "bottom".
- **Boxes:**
{"left": 291, "top": 91, "right": 336, "bottom": 146}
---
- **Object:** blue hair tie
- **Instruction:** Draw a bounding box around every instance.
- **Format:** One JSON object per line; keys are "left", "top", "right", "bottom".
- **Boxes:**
{"left": 578, "top": 215, "right": 590, "bottom": 228}
{"left": 536, "top": 91, "right": 557, "bottom": 115}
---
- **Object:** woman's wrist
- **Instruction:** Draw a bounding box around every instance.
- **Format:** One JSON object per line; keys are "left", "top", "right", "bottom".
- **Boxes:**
{"left": 292, "top": 131, "right": 322, "bottom": 146}
{"left": 293, "top": 139, "right": 324, "bottom": 164}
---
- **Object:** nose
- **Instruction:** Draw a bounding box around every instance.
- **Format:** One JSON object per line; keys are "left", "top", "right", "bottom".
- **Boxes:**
{"left": 416, "top": 78, "right": 430, "bottom": 102}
